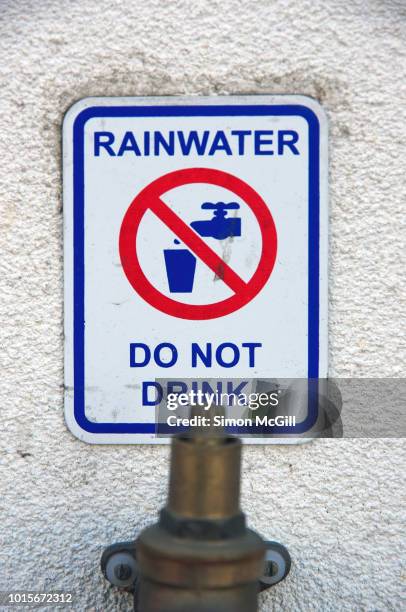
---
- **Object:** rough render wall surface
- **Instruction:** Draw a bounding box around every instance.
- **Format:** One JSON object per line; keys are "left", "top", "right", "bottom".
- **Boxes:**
{"left": 0, "top": 0, "right": 405, "bottom": 610}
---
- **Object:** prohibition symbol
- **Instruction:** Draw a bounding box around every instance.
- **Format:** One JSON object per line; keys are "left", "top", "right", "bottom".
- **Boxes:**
{"left": 119, "top": 168, "right": 277, "bottom": 320}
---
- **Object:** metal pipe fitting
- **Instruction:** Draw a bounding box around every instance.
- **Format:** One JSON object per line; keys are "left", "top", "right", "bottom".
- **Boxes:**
{"left": 136, "top": 432, "right": 266, "bottom": 612}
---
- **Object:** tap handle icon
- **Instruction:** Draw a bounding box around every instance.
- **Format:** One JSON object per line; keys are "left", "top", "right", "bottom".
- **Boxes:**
{"left": 201, "top": 202, "right": 240, "bottom": 218}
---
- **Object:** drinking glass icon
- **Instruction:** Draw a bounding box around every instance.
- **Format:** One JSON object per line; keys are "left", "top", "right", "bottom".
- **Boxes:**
{"left": 164, "top": 240, "right": 197, "bottom": 293}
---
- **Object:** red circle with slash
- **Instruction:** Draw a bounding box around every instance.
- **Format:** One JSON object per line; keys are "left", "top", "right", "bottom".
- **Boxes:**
{"left": 119, "top": 168, "right": 277, "bottom": 320}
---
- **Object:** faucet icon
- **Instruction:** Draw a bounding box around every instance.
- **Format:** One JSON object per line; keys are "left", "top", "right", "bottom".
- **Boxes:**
{"left": 163, "top": 202, "right": 242, "bottom": 294}
{"left": 191, "top": 202, "right": 241, "bottom": 240}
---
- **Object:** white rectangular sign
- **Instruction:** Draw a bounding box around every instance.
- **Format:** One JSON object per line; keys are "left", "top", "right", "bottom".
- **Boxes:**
{"left": 63, "top": 95, "right": 328, "bottom": 443}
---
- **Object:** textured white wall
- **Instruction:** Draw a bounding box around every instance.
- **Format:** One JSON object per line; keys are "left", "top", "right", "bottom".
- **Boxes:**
{"left": 0, "top": 0, "right": 405, "bottom": 610}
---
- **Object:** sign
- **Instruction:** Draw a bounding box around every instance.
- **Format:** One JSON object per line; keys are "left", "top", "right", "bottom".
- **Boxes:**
{"left": 63, "top": 96, "right": 328, "bottom": 443}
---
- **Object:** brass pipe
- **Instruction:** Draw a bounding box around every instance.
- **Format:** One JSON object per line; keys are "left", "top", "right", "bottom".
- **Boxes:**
{"left": 136, "top": 425, "right": 266, "bottom": 612}
{"left": 167, "top": 435, "right": 241, "bottom": 519}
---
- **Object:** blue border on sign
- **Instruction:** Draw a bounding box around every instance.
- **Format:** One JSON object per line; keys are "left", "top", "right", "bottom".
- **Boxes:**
{"left": 71, "top": 104, "right": 320, "bottom": 435}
